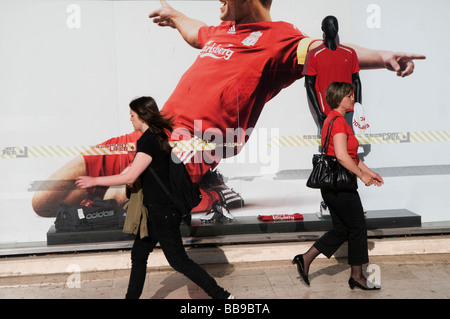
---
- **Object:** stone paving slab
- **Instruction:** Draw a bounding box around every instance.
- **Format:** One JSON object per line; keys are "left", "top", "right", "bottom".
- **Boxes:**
{"left": 1, "top": 254, "right": 449, "bottom": 300}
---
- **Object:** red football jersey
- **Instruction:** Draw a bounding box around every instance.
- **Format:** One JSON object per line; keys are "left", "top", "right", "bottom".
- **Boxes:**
{"left": 162, "top": 21, "right": 308, "bottom": 146}
{"left": 303, "top": 43, "right": 360, "bottom": 115}
{"left": 322, "top": 111, "right": 359, "bottom": 164}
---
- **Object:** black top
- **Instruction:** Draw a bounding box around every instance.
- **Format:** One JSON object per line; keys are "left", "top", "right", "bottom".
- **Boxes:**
{"left": 136, "top": 129, "right": 172, "bottom": 206}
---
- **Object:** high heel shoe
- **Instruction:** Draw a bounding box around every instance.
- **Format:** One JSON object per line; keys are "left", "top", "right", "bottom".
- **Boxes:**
{"left": 292, "top": 254, "right": 310, "bottom": 286}
{"left": 348, "top": 277, "right": 381, "bottom": 290}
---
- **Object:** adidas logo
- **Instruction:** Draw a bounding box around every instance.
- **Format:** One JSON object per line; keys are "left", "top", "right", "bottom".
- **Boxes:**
{"left": 227, "top": 24, "right": 236, "bottom": 34}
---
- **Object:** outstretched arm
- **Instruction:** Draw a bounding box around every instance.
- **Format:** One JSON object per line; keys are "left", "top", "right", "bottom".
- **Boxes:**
{"left": 149, "top": 0, "right": 207, "bottom": 49}
{"left": 347, "top": 44, "right": 426, "bottom": 77}
{"left": 76, "top": 153, "right": 152, "bottom": 189}
{"left": 305, "top": 40, "right": 426, "bottom": 77}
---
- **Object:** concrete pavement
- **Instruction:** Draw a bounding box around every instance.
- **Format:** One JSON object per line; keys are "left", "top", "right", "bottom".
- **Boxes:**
{"left": 1, "top": 254, "right": 450, "bottom": 299}
{"left": 1, "top": 236, "right": 450, "bottom": 300}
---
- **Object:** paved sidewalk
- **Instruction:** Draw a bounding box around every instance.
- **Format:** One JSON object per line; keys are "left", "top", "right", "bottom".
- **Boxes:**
{"left": 1, "top": 253, "right": 449, "bottom": 299}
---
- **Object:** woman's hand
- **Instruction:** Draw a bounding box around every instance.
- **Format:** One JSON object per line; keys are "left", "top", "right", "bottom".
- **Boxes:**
{"left": 75, "top": 176, "right": 97, "bottom": 189}
{"left": 359, "top": 170, "right": 384, "bottom": 187}
{"left": 359, "top": 171, "right": 374, "bottom": 187}
{"left": 368, "top": 171, "right": 384, "bottom": 187}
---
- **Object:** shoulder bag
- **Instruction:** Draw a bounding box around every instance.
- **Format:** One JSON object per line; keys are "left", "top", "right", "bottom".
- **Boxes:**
{"left": 306, "top": 117, "right": 358, "bottom": 191}
{"left": 149, "top": 152, "right": 202, "bottom": 226}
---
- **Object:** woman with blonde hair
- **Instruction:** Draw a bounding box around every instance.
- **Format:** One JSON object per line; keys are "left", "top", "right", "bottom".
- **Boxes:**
{"left": 292, "top": 82, "right": 383, "bottom": 290}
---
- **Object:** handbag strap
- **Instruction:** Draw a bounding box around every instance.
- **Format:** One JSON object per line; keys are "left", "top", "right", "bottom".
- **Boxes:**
{"left": 149, "top": 167, "right": 171, "bottom": 197}
{"left": 322, "top": 116, "right": 339, "bottom": 154}
{"left": 148, "top": 166, "right": 180, "bottom": 208}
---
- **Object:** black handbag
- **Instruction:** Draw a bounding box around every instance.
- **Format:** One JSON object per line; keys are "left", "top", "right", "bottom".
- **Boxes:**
{"left": 327, "top": 156, "right": 358, "bottom": 191}
{"left": 306, "top": 117, "right": 357, "bottom": 191}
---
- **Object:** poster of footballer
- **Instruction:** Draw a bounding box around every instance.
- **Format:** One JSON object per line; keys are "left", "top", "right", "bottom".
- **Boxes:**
{"left": 0, "top": 0, "right": 448, "bottom": 251}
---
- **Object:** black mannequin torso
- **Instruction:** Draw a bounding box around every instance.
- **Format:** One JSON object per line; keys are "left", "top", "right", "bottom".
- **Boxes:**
{"left": 304, "top": 15, "right": 362, "bottom": 128}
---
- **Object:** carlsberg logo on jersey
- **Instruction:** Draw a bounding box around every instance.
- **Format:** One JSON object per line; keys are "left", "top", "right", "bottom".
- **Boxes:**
{"left": 200, "top": 41, "right": 235, "bottom": 60}
{"left": 199, "top": 31, "right": 264, "bottom": 60}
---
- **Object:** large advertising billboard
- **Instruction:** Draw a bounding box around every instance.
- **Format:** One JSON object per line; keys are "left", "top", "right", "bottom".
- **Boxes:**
{"left": 0, "top": 0, "right": 448, "bottom": 249}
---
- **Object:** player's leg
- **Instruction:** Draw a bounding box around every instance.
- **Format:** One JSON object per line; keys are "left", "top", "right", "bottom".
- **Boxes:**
{"left": 31, "top": 155, "right": 105, "bottom": 217}
{"left": 180, "top": 149, "right": 243, "bottom": 222}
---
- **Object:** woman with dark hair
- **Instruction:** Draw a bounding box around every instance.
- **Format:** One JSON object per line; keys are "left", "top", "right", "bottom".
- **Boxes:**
{"left": 76, "top": 96, "right": 232, "bottom": 299}
{"left": 292, "top": 82, "right": 383, "bottom": 291}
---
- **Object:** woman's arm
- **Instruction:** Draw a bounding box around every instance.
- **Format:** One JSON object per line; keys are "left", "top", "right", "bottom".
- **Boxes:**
{"left": 358, "top": 160, "right": 384, "bottom": 187}
{"left": 333, "top": 133, "right": 373, "bottom": 186}
{"left": 75, "top": 152, "right": 152, "bottom": 189}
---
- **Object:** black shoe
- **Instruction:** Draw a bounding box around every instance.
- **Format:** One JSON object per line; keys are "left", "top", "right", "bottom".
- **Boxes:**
{"left": 348, "top": 277, "right": 381, "bottom": 290}
{"left": 292, "top": 254, "right": 310, "bottom": 286}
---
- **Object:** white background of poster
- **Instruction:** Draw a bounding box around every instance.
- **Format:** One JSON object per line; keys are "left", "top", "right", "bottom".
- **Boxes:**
{"left": 0, "top": 0, "right": 448, "bottom": 246}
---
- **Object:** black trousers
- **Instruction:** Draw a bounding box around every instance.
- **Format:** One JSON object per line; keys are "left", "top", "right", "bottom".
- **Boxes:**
{"left": 125, "top": 205, "right": 230, "bottom": 299}
{"left": 314, "top": 189, "right": 369, "bottom": 266}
